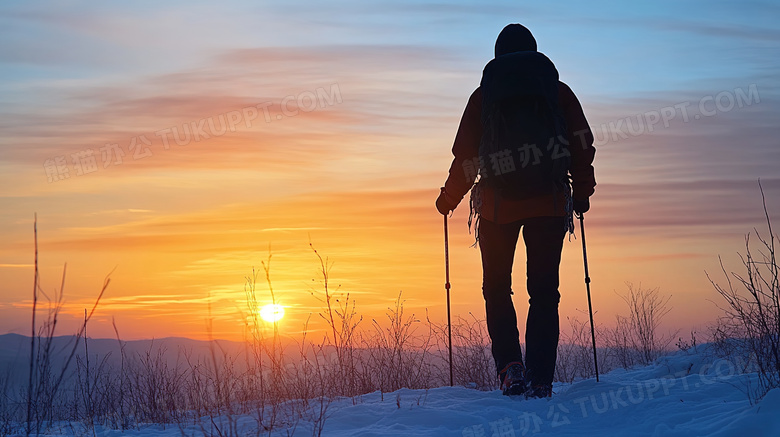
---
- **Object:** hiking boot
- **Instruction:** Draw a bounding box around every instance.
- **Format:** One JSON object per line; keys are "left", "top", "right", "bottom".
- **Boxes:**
{"left": 498, "top": 362, "right": 527, "bottom": 396}
{"left": 525, "top": 383, "right": 553, "bottom": 399}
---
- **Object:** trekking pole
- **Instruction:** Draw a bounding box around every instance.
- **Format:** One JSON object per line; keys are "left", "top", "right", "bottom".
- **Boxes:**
{"left": 444, "top": 211, "right": 454, "bottom": 387}
{"left": 578, "top": 212, "right": 600, "bottom": 382}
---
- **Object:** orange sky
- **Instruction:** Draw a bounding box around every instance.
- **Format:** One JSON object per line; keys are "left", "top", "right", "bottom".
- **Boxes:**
{"left": 1, "top": 2, "right": 779, "bottom": 343}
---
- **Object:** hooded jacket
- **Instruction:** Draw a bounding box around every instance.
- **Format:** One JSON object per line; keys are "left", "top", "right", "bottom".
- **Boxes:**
{"left": 441, "top": 24, "right": 596, "bottom": 224}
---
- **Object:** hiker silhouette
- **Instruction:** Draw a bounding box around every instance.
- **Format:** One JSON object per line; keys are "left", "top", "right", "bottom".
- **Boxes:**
{"left": 436, "top": 23, "right": 596, "bottom": 398}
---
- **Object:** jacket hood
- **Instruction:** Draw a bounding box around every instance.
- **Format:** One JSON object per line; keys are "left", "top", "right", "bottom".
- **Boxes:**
{"left": 494, "top": 24, "right": 537, "bottom": 57}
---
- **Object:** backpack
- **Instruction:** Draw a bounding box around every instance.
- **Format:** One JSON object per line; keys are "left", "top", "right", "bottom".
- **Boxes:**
{"left": 477, "top": 51, "right": 570, "bottom": 200}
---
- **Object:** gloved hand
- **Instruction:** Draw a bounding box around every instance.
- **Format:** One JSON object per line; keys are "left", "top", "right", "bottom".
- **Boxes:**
{"left": 573, "top": 198, "right": 590, "bottom": 215}
{"left": 436, "top": 188, "right": 457, "bottom": 215}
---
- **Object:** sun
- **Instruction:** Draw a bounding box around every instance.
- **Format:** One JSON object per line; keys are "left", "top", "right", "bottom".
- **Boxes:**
{"left": 260, "top": 304, "right": 285, "bottom": 323}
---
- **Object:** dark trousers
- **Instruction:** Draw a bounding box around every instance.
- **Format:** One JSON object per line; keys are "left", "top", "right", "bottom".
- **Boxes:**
{"left": 478, "top": 216, "right": 565, "bottom": 387}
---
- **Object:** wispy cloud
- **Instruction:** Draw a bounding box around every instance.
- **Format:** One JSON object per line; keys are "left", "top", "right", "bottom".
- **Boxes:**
{"left": 0, "top": 43, "right": 469, "bottom": 184}
{"left": 592, "top": 179, "right": 780, "bottom": 235}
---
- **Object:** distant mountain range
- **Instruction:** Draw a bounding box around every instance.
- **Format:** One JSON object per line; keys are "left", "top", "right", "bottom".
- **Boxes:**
{"left": 0, "top": 333, "right": 258, "bottom": 388}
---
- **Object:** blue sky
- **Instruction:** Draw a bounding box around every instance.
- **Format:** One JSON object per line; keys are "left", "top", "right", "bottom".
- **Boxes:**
{"left": 3, "top": 1, "right": 778, "bottom": 91}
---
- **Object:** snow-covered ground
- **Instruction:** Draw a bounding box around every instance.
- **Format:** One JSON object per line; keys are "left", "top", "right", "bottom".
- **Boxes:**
{"left": 41, "top": 344, "right": 780, "bottom": 436}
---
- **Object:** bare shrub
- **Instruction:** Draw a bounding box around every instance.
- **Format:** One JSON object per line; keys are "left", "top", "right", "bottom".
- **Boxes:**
{"left": 450, "top": 314, "right": 495, "bottom": 390}
{"left": 0, "top": 367, "right": 20, "bottom": 436}
{"left": 556, "top": 316, "right": 609, "bottom": 383}
{"left": 359, "top": 292, "right": 434, "bottom": 393}
{"left": 24, "top": 216, "right": 109, "bottom": 436}
{"left": 709, "top": 182, "right": 779, "bottom": 401}
{"left": 426, "top": 312, "right": 495, "bottom": 390}
{"left": 309, "top": 243, "right": 363, "bottom": 398}
{"left": 603, "top": 283, "right": 676, "bottom": 368}
{"left": 603, "top": 312, "right": 637, "bottom": 369}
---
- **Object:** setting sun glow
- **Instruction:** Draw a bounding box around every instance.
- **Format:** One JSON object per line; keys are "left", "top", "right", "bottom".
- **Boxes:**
{"left": 260, "top": 304, "right": 285, "bottom": 323}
